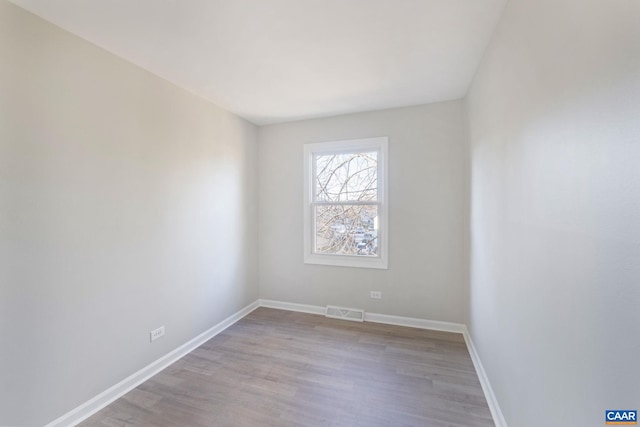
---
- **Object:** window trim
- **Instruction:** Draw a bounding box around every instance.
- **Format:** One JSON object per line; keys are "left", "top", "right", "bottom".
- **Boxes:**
{"left": 303, "top": 137, "right": 389, "bottom": 269}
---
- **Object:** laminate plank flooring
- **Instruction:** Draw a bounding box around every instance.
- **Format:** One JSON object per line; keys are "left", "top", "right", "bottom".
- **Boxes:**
{"left": 80, "top": 308, "right": 494, "bottom": 427}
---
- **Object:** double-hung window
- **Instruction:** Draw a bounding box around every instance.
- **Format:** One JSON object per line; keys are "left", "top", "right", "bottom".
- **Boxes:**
{"left": 303, "top": 137, "right": 388, "bottom": 269}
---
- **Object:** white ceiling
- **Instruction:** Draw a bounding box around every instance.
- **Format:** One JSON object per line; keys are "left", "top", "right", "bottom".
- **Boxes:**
{"left": 10, "top": 0, "right": 506, "bottom": 125}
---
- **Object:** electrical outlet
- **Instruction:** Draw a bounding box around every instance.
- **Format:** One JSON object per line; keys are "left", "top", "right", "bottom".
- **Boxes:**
{"left": 150, "top": 326, "right": 165, "bottom": 342}
{"left": 370, "top": 291, "right": 382, "bottom": 299}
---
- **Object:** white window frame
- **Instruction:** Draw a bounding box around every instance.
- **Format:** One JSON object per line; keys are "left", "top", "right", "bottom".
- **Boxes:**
{"left": 303, "top": 137, "right": 388, "bottom": 269}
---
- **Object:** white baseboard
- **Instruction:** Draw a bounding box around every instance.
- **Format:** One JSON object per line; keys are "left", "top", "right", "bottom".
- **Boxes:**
{"left": 259, "top": 298, "right": 326, "bottom": 315}
{"left": 260, "top": 299, "right": 466, "bottom": 334}
{"left": 462, "top": 327, "right": 508, "bottom": 427}
{"left": 259, "top": 299, "right": 506, "bottom": 427}
{"left": 45, "top": 300, "right": 260, "bottom": 427}
{"left": 364, "top": 312, "right": 467, "bottom": 334}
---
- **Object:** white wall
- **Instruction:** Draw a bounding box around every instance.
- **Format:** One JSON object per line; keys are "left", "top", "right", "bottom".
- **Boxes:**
{"left": 258, "top": 102, "right": 469, "bottom": 323}
{"left": 0, "top": 2, "right": 258, "bottom": 425}
{"left": 465, "top": 0, "right": 640, "bottom": 425}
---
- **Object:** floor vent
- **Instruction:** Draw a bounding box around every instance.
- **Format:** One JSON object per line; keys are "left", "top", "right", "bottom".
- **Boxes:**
{"left": 325, "top": 305, "right": 365, "bottom": 322}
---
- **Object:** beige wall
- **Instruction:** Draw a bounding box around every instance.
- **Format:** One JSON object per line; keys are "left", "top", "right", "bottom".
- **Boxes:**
{"left": 465, "top": 0, "right": 640, "bottom": 425}
{"left": 258, "top": 102, "right": 469, "bottom": 323}
{"left": 0, "top": 2, "right": 258, "bottom": 425}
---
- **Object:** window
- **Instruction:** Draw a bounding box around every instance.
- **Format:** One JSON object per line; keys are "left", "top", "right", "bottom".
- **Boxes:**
{"left": 303, "top": 137, "right": 388, "bottom": 269}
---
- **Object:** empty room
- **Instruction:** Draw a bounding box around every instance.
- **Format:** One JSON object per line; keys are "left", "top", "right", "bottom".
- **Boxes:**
{"left": 1, "top": 0, "right": 638, "bottom": 426}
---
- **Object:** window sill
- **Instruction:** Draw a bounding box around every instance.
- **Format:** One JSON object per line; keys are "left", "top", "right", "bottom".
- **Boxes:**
{"left": 304, "top": 253, "right": 388, "bottom": 269}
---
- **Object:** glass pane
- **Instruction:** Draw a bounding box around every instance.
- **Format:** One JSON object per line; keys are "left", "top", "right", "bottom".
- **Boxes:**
{"left": 315, "top": 204, "right": 379, "bottom": 256}
{"left": 315, "top": 151, "right": 378, "bottom": 202}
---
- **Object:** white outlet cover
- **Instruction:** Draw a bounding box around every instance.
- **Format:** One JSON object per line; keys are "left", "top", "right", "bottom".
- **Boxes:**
{"left": 150, "top": 326, "right": 165, "bottom": 342}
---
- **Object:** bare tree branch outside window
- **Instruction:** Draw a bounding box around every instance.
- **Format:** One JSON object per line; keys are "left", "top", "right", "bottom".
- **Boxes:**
{"left": 313, "top": 151, "right": 379, "bottom": 257}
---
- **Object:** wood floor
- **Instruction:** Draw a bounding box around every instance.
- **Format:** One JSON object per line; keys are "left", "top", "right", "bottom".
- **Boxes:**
{"left": 80, "top": 308, "right": 494, "bottom": 427}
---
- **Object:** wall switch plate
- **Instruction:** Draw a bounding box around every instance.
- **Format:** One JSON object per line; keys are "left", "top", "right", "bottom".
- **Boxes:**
{"left": 150, "top": 326, "right": 165, "bottom": 342}
{"left": 370, "top": 291, "right": 382, "bottom": 299}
